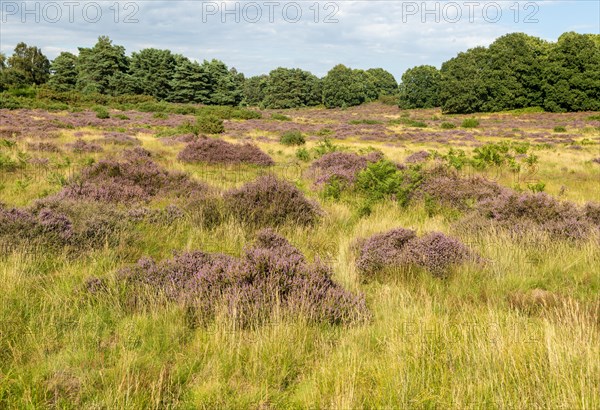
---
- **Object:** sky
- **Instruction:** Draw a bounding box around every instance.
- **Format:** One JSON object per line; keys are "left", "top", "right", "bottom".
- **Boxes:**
{"left": 1, "top": 0, "right": 598, "bottom": 80}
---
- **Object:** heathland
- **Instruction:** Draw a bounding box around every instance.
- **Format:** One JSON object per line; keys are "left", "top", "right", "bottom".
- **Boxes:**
{"left": 1, "top": 99, "right": 599, "bottom": 408}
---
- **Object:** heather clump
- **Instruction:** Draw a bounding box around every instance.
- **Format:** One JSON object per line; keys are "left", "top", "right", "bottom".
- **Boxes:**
{"left": 177, "top": 138, "right": 274, "bottom": 166}
{"left": 416, "top": 166, "right": 506, "bottom": 211}
{"left": 474, "top": 191, "right": 592, "bottom": 240}
{"left": 224, "top": 175, "right": 321, "bottom": 226}
{"left": 56, "top": 149, "right": 210, "bottom": 204}
{"left": 0, "top": 205, "right": 73, "bottom": 248}
{"left": 66, "top": 139, "right": 103, "bottom": 153}
{"left": 404, "top": 150, "right": 431, "bottom": 164}
{"left": 27, "top": 142, "right": 61, "bottom": 153}
{"left": 99, "top": 132, "right": 141, "bottom": 146}
{"left": 356, "top": 228, "right": 475, "bottom": 278}
{"left": 118, "top": 229, "right": 368, "bottom": 326}
{"left": 310, "top": 151, "right": 383, "bottom": 187}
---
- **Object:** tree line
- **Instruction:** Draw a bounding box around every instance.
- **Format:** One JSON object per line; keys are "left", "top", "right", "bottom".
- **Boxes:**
{"left": 0, "top": 32, "right": 598, "bottom": 113}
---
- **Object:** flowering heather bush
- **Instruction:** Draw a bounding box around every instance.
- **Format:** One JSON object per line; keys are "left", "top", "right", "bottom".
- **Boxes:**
{"left": 403, "top": 232, "right": 473, "bottom": 277}
{"left": 404, "top": 150, "right": 431, "bottom": 164}
{"left": 27, "top": 142, "right": 61, "bottom": 153}
{"left": 99, "top": 132, "right": 141, "bottom": 146}
{"left": 224, "top": 175, "right": 321, "bottom": 226}
{"left": 416, "top": 166, "right": 506, "bottom": 211}
{"left": 310, "top": 151, "right": 383, "bottom": 186}
{"left": 119, "top": 229, "right": 368, "bottom": 326}
{"left": 57, "top": 149, "right": 210, "bottom": 204}
{"left": 0, "top": 205, "right": 73, "bottom": 247}
{"left": 475, "top": 191, "right": 592, "bottom": 240}
{"left": 177, "top": 138, "right": 274, "bottom": 166}
{"left": 583, "top": 202, "right": 600, "bottom": 226}
{"left": 355, "top": 228, "right": 417, "bottom": 278}
{"left": 356, "top": 228, "right": 474, "bottom": 278}
{"left": 66, "top": 139, "right": 103, "bottom": 153}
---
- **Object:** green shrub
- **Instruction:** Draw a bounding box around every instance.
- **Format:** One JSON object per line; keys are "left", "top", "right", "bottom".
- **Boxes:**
{"left": 313, "top": 138, "right": 338, "bottom": 156}
{"left": 527, "top": 181, "right": 546, "bottom": 193}
{"left": 197, "top": 115, "right": 225, "bottom": 134}
{"left": 271, "top": 113, "right": 291, "bottom": 121}
{"left": 587, "top": 114, "right": 600, "bottom": 121}
{"left": 153, "top": 112, "right": 169, "bottom": 119}
{"left": 440, "top": 122, "right": 456, "bottom": 129}
{"left": 389, "top": 118, "right": 427, "bottom": 127}
{"left": 114, "top": 113, "right": 130, "bottom": 120}
{"left": 461, "top": 118, "right": 480, "bottom": 128}
{"left": 553, "top": 126, "right": 567, "bottom": 133}
{"left": 93, "top": 106, "right": 110, "bottom": 119}
{"left": 316, "top": 128, "right": 334, "bottom": 136}
{"left": 378, "top": 95, "right": 398, "bottom": 106}
{"left": 296, "top": 147, "right": 310, "bottom": 161}
{"left": 356, "top": 160, "right": 403, "bottom": 201}
{"left": 280, "top": 130, "right": 305, "bottom": 146}
{"left": 0, "top": 94, "right": 24, "bottom": 109}
{"left": 349, "top": 119, "right": 382, "bottom": 125}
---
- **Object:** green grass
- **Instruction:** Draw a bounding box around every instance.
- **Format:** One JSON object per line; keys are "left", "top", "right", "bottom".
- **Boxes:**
{"left": 1, "top": 105, "right": 599, "bottom": 408}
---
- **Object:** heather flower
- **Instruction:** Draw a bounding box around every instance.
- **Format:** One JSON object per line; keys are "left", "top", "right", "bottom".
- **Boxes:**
{"left": 417, "top": 166, "right": 506, "bottom": 211}
{"left": 224, "top": 175, "right": 321, "bottom": 226}
{"left": 118, "top": 229, "right": 368, "bottom": 326}
{"left": 67, "top": 139, "right": 103, "bottom": 153}
{"left": 475, "top": 191, "right": 592, "bottom": 240}
{"left": 27, "top": 142, "right": 61, "bottom": 152}
{"left": 356, "top": 228, "right": 475, "bottom": 278}
{"left": 177, "top": 138, "right": 274, "bottom": 166}
{"left": 403, "top": 232, "right": 473, "bottom": 277}
{"left": 310, "top": 151, "right": 383, "bottom": 186}
{"left": 404, "top": 150, "right": 430, "bottom": 164}
{"left": 56, "top": 150, "right": 210, "bottom": 204}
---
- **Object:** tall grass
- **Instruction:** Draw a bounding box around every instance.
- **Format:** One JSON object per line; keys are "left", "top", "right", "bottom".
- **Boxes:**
{"left": 1, "top": 106, "right": 599, "bottom": 408}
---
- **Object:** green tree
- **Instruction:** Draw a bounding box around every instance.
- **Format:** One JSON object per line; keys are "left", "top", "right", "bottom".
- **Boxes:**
{"left": 201, "top": 59, "right": 244, "bottom": 106}
{"left": 483, "top": 33, "right": 548, "bottom": 111}
{"left": 243, "top": 74, "right": 268, "bottom": 106}
{"left": 543, "top": 32, "right": 600, "bottom": 112}
{"left": 48, "top": 52, "right": 78, "bottom": 92}
{"left": 5, "top": 42, "right": 50, "bottom": 87}
{"left": 366, "top": 68, "right": 398, "bottom": 97}
{"left": 398, "top": 65, "right": 441, "bottom": 109}
{"left": 129, "top": 48, "right": 177, "bottom": 99}
{"left": 168, "top": 57, "right": 211, "bottom": 103}
{"left": 322, "top": 64, "right": 365, "bottom": 108}
{"left": 439, "top": 47, "right": 489, "bottom": 114}
{"left": 76, "top": 36, "right": 129, "bottom": 94}
{"left": 262, "top": 67, "right": 321, "bottom": 108}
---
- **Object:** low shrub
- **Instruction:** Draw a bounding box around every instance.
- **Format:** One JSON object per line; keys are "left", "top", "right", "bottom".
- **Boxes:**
{"left": 118, "top": 229, "right": 369, "bottom": 326}
{"left": 440, "top": 122, "right": 456, "bottom": 129}
{"left": 67, "top": 139, "right": 103, "bottom": 153}
{"left": 197, "top": 115, "right": 225, "bottom": 134}
{"left": 474, "top": 191, "right": 593, "bottom": 240}
{"left": 57, "top": 148, "right": 210, "bottom": 204}
{"left": 271, "top": 113, "right": 291, "bottom": 121}
{"left": 404, "top": 150, "right": 430, "bottom": 164}
{"left": 356, "top": 228, "right": 474, "bottom": 278}
{"left": 295, "top": 148, "right": 311, "bottom": 162}
{"left": 280, "top": 130, "right": 305, "bottom": 146}
{"left": 224, "top": 175, "right": 321, "bottom": 226}
{"left": 310, "top": 151, "right": 383, "bottom": 187}
{"left": 177, "top": 138, "right": 274, "bottom": 166}
{"left": 553, "top": 126, "right": 567, "bottom": 133}
{"left": 461, "top": 118, "right": 479, "bottom": 128}
{"left": 93, "top": 106, "right": 110, "bottom": 119}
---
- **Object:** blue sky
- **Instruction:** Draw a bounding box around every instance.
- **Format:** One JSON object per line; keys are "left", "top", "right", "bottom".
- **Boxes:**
{"left": 1, "top": 1, "right": 598, "bottom": 80}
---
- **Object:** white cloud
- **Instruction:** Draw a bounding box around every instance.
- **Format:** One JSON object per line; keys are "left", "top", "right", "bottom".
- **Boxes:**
{"left": 0, "top": 0, "right": 597, "bottom": 79}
